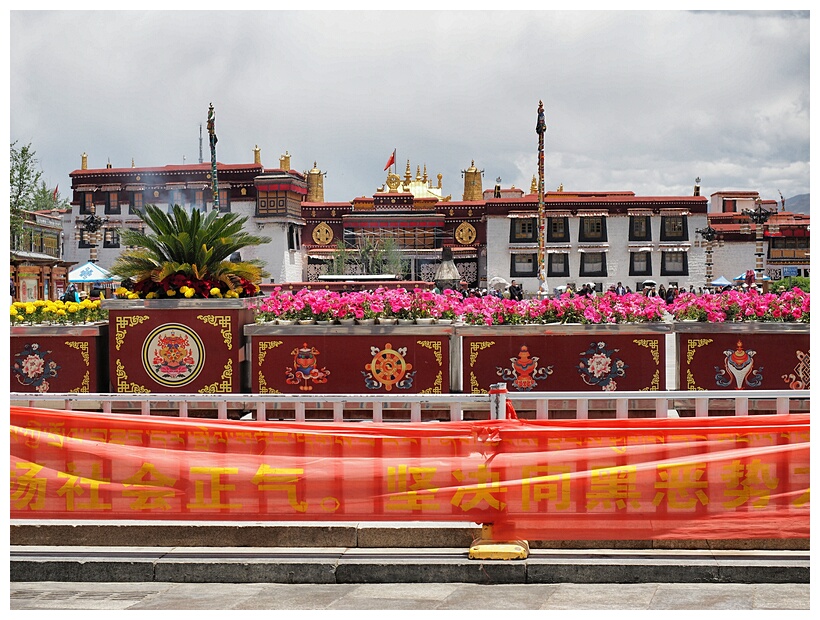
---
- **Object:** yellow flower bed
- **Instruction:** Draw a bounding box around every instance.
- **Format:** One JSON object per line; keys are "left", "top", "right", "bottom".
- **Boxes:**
{"left": 10, "top": 299, "right": 107, "bottom": 326}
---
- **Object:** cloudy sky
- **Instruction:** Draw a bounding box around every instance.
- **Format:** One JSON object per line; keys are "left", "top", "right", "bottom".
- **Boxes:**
{"left": 9, "top": 9, "right": 810, "bottom": 205}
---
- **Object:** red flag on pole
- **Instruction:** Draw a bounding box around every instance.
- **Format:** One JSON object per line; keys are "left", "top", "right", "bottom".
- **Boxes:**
{"left": 52, "top": 185, "right": 59, "bottom": 202}
{"left": 384, "top": 149, "right": 396, "bottom": 171}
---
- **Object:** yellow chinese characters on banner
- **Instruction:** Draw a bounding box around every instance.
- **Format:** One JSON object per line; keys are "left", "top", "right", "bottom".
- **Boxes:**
{"left": 10, "top": 407, "right": 809, "bottom": 540}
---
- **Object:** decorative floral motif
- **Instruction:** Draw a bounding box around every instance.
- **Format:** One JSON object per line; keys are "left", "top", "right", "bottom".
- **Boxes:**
{"left": 577, "top": 341, "right": 627, "bottom": 391}
{"left": 13, "top": 343, "right": 60, "bottom": 392}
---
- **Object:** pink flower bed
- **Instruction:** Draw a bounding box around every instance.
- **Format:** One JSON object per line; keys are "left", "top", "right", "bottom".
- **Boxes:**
{"left": 253, "top": 286, "right": 809, "bottom": 325}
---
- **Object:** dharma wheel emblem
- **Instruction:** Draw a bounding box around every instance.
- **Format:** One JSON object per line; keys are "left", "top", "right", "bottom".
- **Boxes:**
{"left": 312, "top": 222, "right": 334, "bottom": 245}
{"left": 363, "top": 343, "right": 416, "bottom": 391}
{"left": 455, "top": 222, "right": 477, "bottom": 245}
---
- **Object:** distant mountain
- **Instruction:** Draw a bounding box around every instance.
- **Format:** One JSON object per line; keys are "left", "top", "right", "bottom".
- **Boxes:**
{"left": 784, "top": 194, "right": 810, "bottom": 214}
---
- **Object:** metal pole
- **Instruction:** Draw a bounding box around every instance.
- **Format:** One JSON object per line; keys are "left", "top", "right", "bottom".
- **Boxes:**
{"left": 208, "top": 103, "right": 220, "bottom": 211}
{"left": 489, "top": 382, "right": 508, "bottom": 420}
{"left": 536, "top": 101, "right": 547, "bottom": 294}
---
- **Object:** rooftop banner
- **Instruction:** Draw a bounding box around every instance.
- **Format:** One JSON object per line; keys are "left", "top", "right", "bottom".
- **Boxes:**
{"left": 10, "top": 407, "right": 809, "bottom": 540}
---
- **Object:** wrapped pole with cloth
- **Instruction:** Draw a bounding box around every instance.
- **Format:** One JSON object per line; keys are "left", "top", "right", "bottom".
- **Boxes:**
{"left": 469, "top": 382, "right": 529, "bottom": 560}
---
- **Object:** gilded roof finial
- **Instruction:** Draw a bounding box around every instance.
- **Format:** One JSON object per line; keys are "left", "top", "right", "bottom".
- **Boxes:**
{"left": 404, "top": 160, "right": 412, "bottom": 184}
{"left": 132, "top": 158, "right": 136, "bottom": 168}
{"left": 416, "top": 165, "right": 421, "bottom": 181}
{"left": 81, "top": 152, "right": 88, "bottom": 170}
{"left": 530, "top": 175, "right": 537, "bottom": 194}
{"left": 437, "top": 173, "right": 442, "bottom": 189}
{"left": 253, "top": 145, "right": 261, "bottom": 165}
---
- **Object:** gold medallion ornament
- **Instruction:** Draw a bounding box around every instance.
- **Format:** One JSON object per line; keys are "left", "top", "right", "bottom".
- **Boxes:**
{"left": 312, "top": 222, "right": 334, "bottom": 245}
{"left": 455, "top": 222, "right": 477, "bottom": 245}
{"left": 386, "top": 173, "right": 402, "bottom": 192}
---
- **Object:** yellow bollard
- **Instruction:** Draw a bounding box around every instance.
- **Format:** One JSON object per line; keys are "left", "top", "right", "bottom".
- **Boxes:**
{"left": 468, "top": 523, "right": 529, "bottom": 560}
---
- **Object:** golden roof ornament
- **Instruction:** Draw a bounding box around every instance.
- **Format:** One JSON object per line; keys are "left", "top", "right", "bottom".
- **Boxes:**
{"left": 404, "top": 160, "right": 412, "bottom": 184}
{"left": 254, "top": 145, "right": 261, "bottom": 165}
{"left": 386, "top": 172, "right": 401, "bottom": 192}
{"left": 531, "top": 175, "right": 537, "bottom": 194}
{"left": 279, "top": 151, "right": 291, "bottom": 170}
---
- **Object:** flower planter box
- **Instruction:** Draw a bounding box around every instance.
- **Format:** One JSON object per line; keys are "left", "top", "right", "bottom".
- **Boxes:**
{"left": 456, "top": 323, "right": 671, "bottom": 394}
{"left": 675, "top": 322, "right": 810, "bottom": 391}
{"left": 104, "top": 299, "right": 254, "bottom": 394}
{"left": 245, "top": 323, "right": 451, "bottom": 394}
{"left": 10, "top": 323, "right": 109, "bottom": 393}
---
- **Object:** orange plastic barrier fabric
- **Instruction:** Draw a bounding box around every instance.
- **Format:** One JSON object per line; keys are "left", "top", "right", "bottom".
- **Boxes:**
{"left": 10, "top": 407, "right": 809, "bottom": 540}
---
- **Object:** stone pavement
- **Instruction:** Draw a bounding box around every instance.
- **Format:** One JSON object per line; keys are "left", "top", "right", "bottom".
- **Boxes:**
{"left": 9, "top": 581, "right": 811, "bottom": 610}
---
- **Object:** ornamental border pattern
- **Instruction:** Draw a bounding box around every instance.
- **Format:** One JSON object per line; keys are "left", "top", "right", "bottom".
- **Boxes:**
{"left": 633, "top": 338, "right": 660, "bottom": 366}
{"left": 199, "top": 359, "right": 233, "bottom": 393}
{"left": 64, "top": 341, "right": 90, "bottom": 366}
{"left": 417, "top": 340, "right": 443, "bottom": 366}
{"left": 420, "top": 371, "right": 443, "bottom": 394}
{"left": 258, "top": 340, "right": 283, "bottom": 366}
{"left": 197, "top": 314, "right": 233, "bottom": 350}
{"left": 115, "top": 315, "right": 150, "bottom": 351}
{"left": 69, "top": 371, "right": 90, "bottom": 393}
{"left": 115, "top": 359, "right": 150, "bottom": 392}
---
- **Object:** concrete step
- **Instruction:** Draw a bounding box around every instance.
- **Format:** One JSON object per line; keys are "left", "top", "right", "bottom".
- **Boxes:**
{"left": 11, "top": 545, "right": 809, "bottom": 585}
{"left": 12, "top": 521, "right": 808, "bottom": 585}
{"left": 11, "top": 520, "right": 809, "bottom": 551}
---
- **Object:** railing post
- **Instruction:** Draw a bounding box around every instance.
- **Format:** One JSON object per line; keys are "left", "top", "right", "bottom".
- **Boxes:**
{"left": 489, "top": 382, "right": 507, "bottom": 420}
{"left": 695, "top": 395, "right": 709, "bottom": 417}
{"left": 535, "top": 398, "right": 548, "bottom": 419}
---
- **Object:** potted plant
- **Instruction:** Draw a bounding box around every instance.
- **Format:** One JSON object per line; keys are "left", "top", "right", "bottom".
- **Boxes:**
{"left": 104, "top": 204, "right": 270, "bottom": 394}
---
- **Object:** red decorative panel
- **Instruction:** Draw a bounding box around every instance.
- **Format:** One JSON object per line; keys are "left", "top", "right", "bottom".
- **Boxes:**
{"left": 251, "top": 333, "right": 449, "bottom": 394}
{"left": 463, "top": 333, "right": 664, "bottom": 393}
{"left": 678, "top": 332, "right": 810, "bottom": 391}
{"left": 108, "top": 307, "right": 254, "bottom": 393}
{"left": 10, "top": 325, "right": 108, "bottom": 393}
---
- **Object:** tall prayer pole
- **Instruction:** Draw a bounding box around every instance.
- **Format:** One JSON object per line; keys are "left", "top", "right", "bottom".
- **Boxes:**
{"left": 208, "top": 103, "right": 219, "bottom": 211}
{"left": 536, "top": 100, "right": 547, "bottom": 293}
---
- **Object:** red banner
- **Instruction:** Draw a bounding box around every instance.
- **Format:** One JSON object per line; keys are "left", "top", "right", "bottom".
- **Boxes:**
{"left": 10, "top": 407, "right": 809, "bottom": 540}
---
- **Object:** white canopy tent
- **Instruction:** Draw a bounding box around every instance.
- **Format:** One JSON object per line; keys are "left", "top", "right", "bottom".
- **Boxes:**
{"left": 68, "top": 262, "right": 117, "bottom": 288}
{"left": 710, "top": 276, "right": 732, "bottom": 287}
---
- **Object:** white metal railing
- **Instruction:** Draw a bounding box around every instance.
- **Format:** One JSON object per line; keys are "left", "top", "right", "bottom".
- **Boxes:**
{"left": 10, "top": 388, "right": 810, "bottom": 422}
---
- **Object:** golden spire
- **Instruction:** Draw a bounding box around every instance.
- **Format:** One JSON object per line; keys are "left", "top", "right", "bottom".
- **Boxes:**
{"left": 416, "top": 165, "right": 421, "bottom": 181}
{"left": 81, "top": 152, "right": 88, "bottom": 170}
{"left": 530, "top": 175, "right": 537, "bottom": 194}
{"left": 404, "top": 160, "right": 412, "bottom": 184}
{"left": 306, "top": 161, "right": 324, "bottom": 202}
{"left": 253, "top": 145, "right": 261, "bottom": 165}
{"left": 437, "top": 173, "right": 442, "bottom": 189}
{"left": 280, "top": 151, "right": 291, "bottom": 170}
{"left": 132, "top": 158, "right": 136, "bottom": 168}
{"left": 423, "top": 164, "right": 428, "bottom": 184}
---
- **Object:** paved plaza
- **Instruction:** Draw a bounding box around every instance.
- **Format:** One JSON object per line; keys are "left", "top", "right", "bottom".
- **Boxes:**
{"left": 9, "top": 581, "right": 811, "bottom": 611}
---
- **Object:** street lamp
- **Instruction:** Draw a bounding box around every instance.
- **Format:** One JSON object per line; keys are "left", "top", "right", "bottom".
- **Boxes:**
{"left": 695, "top": 224, "right": 718, "bottom": 287}
{"left": 80, "top": 205, "right": 107, "bottom": 263}
{"left": 742, "top": 198, "right": 773, "bottom": 283}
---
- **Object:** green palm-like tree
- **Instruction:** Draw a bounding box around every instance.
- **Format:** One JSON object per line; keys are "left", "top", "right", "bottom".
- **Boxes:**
{"left": 110, "top": 204, "right": 271, "bottom": 298}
